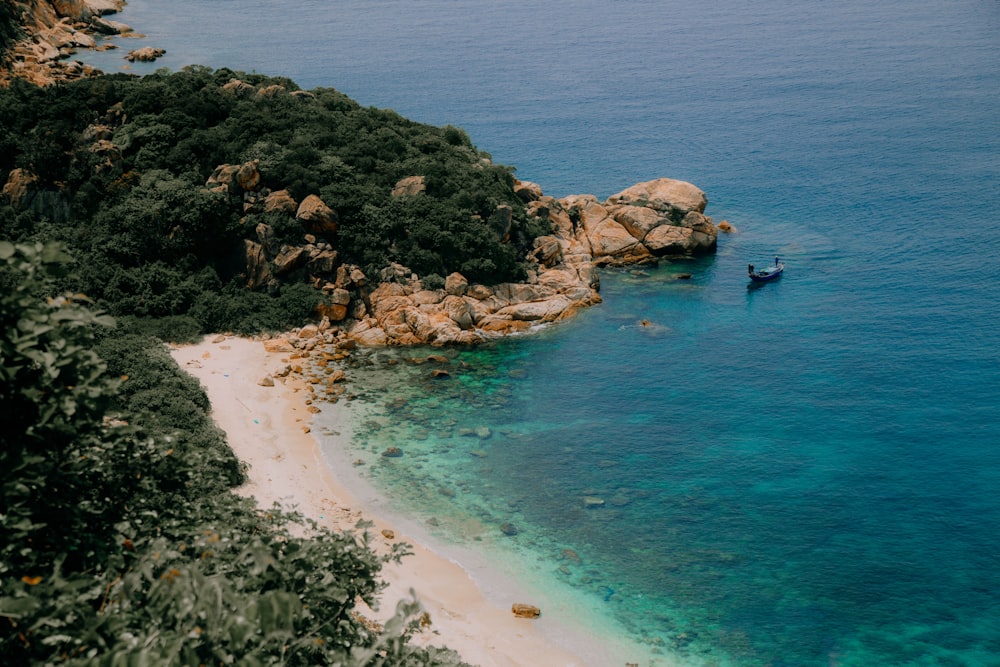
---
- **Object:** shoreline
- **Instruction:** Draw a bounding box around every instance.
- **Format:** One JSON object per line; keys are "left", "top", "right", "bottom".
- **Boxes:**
{"left": 169, "top": 335, "right": 641, "bottom": 667}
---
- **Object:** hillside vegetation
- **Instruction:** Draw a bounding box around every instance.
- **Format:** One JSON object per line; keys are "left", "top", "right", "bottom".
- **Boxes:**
{"left": 0, "top": 66, "right": 543, "bottom": 335}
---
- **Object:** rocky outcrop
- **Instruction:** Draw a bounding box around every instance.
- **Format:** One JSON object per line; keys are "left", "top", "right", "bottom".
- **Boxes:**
{"left": 296, "top": 194, "right": 338, "bottom": 235}
{"left": 1, "top": 167, "right": 72, "bottom": 222}
{"left": 125, "top": 46, "right": 164, "bottom": 62}
{"left": 0, "top": 0, "right": 131, "bottom": 87}
{"left": 391, "top": 175, "right": 426, "bottom": 197}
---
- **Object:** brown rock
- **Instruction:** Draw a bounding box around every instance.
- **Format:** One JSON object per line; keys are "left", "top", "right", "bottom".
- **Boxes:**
{"left": 296, "top": 194, "right": 338, "bottom": 235}
{"left": 53, "top": 0, "right": 88, "bottom": 18}
{"left": 273, "top": 246, "right": 307, "bottom": 274}
{"left": 2, "top": 169, "right": 37, "bottom": 208}
{"left": 244, "top": 240, "right": 271, "bottom": 289}
{"left": 236, "top": 160, "right": 261, "bottom": 191}
{"left": 221, "top": 78, "right": 257, "bottom": 98}
{"left": 125, "top": 46, "right": 165, "bottom": 62}
{"left": 514, "top": 179, "right": 543, "bottom": 202}
{"left": 444, "top": 272, "right": 468, "bottom": 296}
{"left": 262, "top": 337, "right": 294, "bottom": 353}
{"left": 391, "top": 175, "right": 426, "bottom": 197}
{"left": 264, "top": 189, "right": 297, "bottom": 214}
{"left": 606, "top": 177, "right": 708, "bottom": 215}
{"left": 511, "top": 604, "right": 541, "bottom": 619}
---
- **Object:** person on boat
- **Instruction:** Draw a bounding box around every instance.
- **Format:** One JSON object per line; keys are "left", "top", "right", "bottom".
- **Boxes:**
{"left": 748, "top": 263, "right": 755, "bottom": 276}
{"left": 775, "top": 256, "right": 780, "bottom": 266}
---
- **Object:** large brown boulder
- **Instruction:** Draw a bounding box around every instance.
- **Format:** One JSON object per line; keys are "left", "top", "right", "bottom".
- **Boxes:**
{"left": 391, "top": 175, "right": 426, "bottom": 197}
{"left": 126, "top": 47, "right": 165, "bottom": 62}
{"left": 296, "top": 194, "right": 338, "bottom": 235}
{"left": 2, "top": 168, "right": 38, "bottom": 207}
{"left": 606, "top": 177, "right": 708, "bottom": 216}
{"left": 264, "top": 189, "right": 297, "bottom": 214}
{"left": 244, "top": 240, "right": 271, "bottom": 290}
{"left": 85, "top": 0, "right": 126, "bottom": 16}
{"left": 53, "top": 0, "right": 89, "bottom": 19}
{"left": 511, "top": 604, "right": 541, "bottom": 619}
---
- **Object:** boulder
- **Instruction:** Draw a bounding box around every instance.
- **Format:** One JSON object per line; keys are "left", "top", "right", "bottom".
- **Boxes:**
{"left": 391, "top": 175, "right": 426, "bottom": 197}
{"left": 307, "top": 248, "right": 339, "bottom": 275}
{"left": 126, "top": 47, "right": 165, "bottom": 62}
{"left": 445, "top": 272, "right": 468, "bottom": 296}
{"left": 236, "top": 160, "right": 261, "bottom": 191}
{"left": 84, "top": 0, "right": 126, "bottom": 15}
{"left": 272, "top": 246, "right": 307, "bottom": 274}
{"left": 2, "top": 168, "right": 37, "bottom": 207}
{"left": 717, "top": 219, "right": 737, "bottom": 233}
{"left": 513, "top": 179, "right": 543, "bottom": 202}
{"left": 330, "top": 288, "right": 352, "bottom": 306}
{"left": 606, "top": 177, "right": 708, "bottom": 215}
{"left": 244, "top": 240, "right": 271, "bottom": 289}
{"left": 256, "top": 84, "right": 287, "bottom": 98}
{"left": 262, "top": 337, "right": 293, "bottom": 353}
{"left": 255, "top": 223, "right": 276, "bottom": 256}
{"left": 511, "top": 604, "right": 541, "bottom": 619}
{"left": 53, "top": 0, "right": 89, "bottom": 18}
{"left": 296, "top": 194, "right": 338, "bottom": 235}
{"left": 532, "top": 235, "right": 564, "bottom": 267}
{"left": 441, "top": 295, "right": 475, "bottom": 330}
{"left": 221, "top": 78, "right": 257, "bottom": 99}
{"left": 90, "top": 18, "right": 130, "bottom": 34}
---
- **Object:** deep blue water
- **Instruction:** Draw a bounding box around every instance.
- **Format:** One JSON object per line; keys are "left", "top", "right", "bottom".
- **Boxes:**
{"left": 83, "top": 1, "right": 1000, "bottom": 664}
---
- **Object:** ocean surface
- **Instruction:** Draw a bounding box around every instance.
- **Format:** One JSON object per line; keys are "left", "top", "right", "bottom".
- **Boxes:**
{"left": 81, "top": 1, "right": 1000, "bottom": 664}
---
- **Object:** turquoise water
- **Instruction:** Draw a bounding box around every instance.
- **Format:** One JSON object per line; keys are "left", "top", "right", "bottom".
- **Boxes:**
{"left": 82, "top": 1, "right": 1000, "bottom": 664}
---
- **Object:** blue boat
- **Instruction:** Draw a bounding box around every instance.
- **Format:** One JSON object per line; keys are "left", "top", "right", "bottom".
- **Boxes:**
{"left": 748, "top": 257, "right": 784, "bottom": 282}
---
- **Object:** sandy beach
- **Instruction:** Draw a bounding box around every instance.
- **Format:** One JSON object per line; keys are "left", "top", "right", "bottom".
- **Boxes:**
{"left": 169, "top": 335, "right": 605, "bottom": 667}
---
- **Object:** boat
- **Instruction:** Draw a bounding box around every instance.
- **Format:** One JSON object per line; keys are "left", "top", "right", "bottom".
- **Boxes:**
{"left": 748, "top": 258, "right": 784, "bottom": 282}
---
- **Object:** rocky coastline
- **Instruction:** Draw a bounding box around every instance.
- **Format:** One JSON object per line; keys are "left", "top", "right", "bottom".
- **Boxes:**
{"left": 0, "top": 0, "right": 155, "bottom": 87}
{"left": 203, "top": 110, "right": 725, "bottom": 348}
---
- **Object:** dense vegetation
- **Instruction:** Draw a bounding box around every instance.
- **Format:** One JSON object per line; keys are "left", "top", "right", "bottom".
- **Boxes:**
{"left": 0, "top": 1, "right": 21, "bottom": 54}
{"left": 0, "top": 66, "right": 545, "bottom": 335}
{"left": 0, "top": 240, "right": 469, "bottom": 665}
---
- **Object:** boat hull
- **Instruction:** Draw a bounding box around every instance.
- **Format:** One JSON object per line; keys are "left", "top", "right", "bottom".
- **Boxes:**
{"left": 748, "top": 264, "right": 784, "bottom": 282}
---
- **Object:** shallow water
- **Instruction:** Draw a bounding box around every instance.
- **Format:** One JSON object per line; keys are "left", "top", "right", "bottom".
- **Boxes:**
{"left": 81, "top": 1, "right": 1000, "bottom": 664}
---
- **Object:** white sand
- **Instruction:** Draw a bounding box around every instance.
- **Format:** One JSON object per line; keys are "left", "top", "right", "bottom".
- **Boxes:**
{"left": 169, "top": 335, "right": 614, "bottom": 667}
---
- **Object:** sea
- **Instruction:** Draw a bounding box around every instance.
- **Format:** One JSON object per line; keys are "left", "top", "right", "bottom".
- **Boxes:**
{"left": 79, "top": 1, "right": 1000, "bottom": 665}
